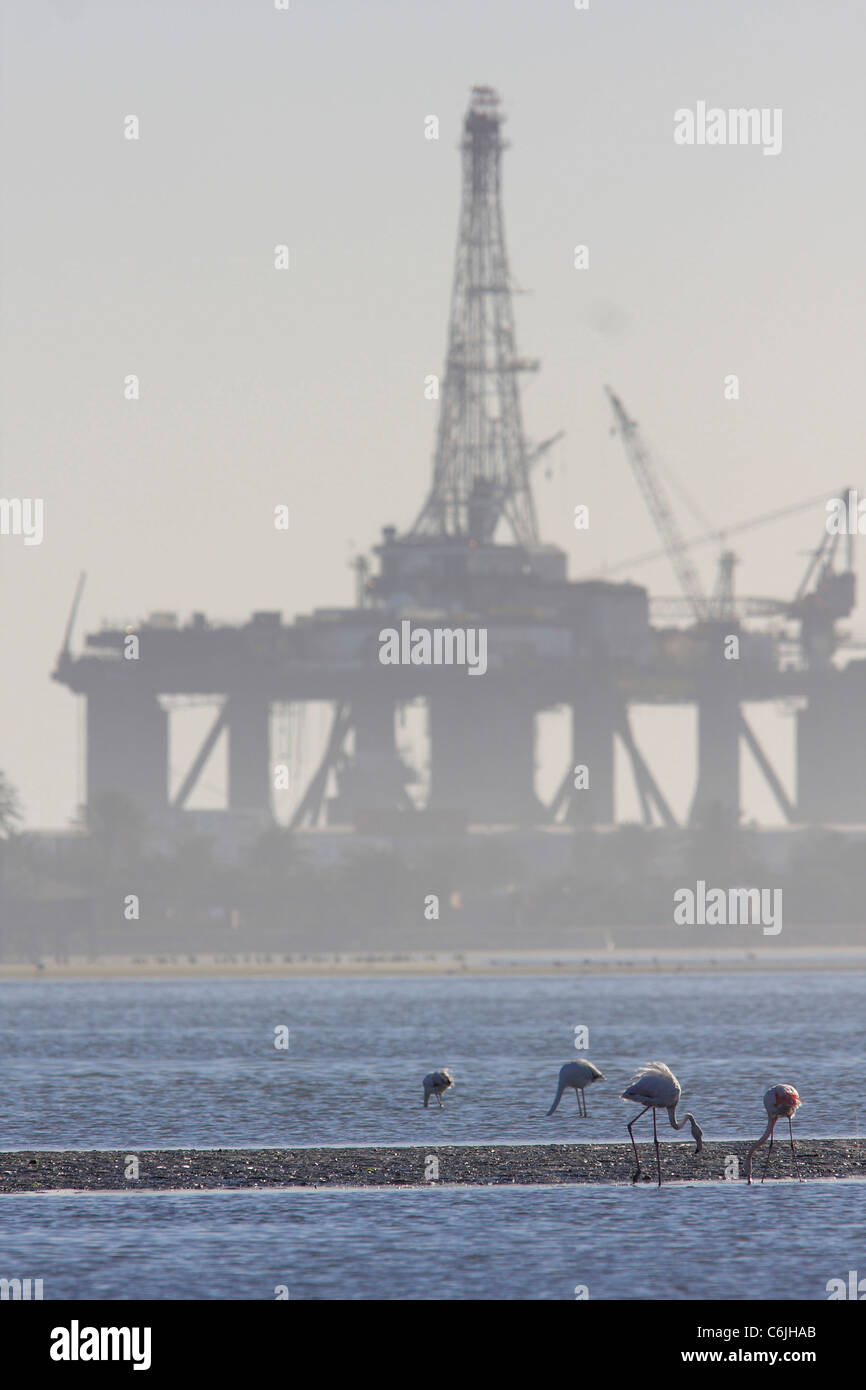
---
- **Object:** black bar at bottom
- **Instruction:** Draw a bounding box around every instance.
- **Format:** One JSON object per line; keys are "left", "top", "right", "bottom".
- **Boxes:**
{"left": 4, "top": 1299, "right": 859, "bottom": 1376}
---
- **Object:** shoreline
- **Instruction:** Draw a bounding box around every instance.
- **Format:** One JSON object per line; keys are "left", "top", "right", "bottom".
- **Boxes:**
{"left": 2, "top": 1140, "right": 862, "bottom": 1191}
{"left": 1, "top": 945, "right": 866, "bottom": 981}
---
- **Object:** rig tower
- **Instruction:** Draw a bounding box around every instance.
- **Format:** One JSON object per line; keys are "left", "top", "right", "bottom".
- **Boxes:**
{"left": 412, "top": 86, "right": 540, "bottom": 547}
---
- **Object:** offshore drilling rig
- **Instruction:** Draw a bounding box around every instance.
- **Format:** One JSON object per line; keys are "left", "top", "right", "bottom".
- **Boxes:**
{"left": 54, "top": 87, "right": 866, "bottom": 832}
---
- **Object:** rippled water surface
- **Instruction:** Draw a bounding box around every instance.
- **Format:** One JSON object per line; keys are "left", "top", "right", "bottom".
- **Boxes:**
{"left": 0, "top": 971, "right": 862, "bottom": 1147}
{"left": 1, "top": 1182, "right": 863, "bottom": 1300}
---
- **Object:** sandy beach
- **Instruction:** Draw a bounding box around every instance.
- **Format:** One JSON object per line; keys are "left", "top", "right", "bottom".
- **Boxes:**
{"left": 1, "top": 1140, "right": 862, "bottom": 1192}
{"left": 2, "top": 944, "right": 866, "bottom": 980}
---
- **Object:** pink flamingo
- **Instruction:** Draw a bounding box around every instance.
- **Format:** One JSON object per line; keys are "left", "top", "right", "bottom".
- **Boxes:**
{"left": 621, "top": 1061, "right": 703, "bottom": 1186}
{"left": 746, "top": 1084, "right": 803, "bottom": 1184}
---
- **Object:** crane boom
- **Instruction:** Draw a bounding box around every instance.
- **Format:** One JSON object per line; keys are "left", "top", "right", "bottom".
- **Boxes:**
{"left": 605, "top": 387, "right": 709, "bottom": 621}
{"left": 593, "top": 490, "right": 831, "bottom": 579}
{"left": 58, "top": 572, "right": 87, "bottom": 662}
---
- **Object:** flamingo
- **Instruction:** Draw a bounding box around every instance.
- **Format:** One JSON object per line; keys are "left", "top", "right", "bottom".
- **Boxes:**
{"left": 423, "top": 1069, "right": 453, "bottom": 1108}
{"left": 621, "top": 1061, "right": 703, "bottom": 1186}
{"left": 746, "top": 1084, "right": 803, "bottom": 1184}
{"left": 546, "top": 1060, "right": 605, "bottom": 1117}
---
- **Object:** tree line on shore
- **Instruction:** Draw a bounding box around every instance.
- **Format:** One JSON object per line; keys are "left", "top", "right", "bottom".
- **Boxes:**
{"left": 1, "top": 774, "right": 864, "bottom": 933}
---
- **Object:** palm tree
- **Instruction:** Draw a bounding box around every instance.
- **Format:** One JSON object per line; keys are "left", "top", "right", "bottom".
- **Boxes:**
{"left": 0, "top": 772, "right": 23, "bottom": 912}
{"left": 0, "top": 771, "right": 22, "bottom": 839}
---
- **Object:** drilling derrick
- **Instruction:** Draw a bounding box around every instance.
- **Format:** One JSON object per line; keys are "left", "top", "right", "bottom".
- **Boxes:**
{"left": 412, "top": 87, "right": 539, "bottom": 547}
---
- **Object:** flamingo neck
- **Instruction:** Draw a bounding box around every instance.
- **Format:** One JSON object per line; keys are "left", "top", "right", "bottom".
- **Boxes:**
{"left": 666, "top": 1104, "right": 691, "bottom": 1132}
{"left": 746, "top": 1116, "right": 776, "bottom": 1176}
{"left": 667, "top": 1104, "right": 703, "bottom": 1150}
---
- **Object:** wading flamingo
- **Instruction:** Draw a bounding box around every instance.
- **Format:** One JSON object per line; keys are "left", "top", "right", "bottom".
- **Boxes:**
{"left": 546, "top": 1060, "right": 605, "bottom": 1117}
{"left": 622, "top": 1061, "right": 703, "bottom": 1186}
{"left": 423, "top": 1069, "right": 453, "bottom": 1108}
{"left": 746, "top": 1084, "right": 802, "bottom": 1184}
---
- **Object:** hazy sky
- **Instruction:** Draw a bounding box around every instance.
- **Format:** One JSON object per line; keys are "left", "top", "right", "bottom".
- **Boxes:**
{"left": 2, "top": 0, "right": 864, "bottom": 827}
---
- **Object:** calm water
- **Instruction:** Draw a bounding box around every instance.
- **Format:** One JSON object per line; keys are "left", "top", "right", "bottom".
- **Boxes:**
{"left": 1, "top": 971, "right": 863, "bottom": 1300}
{"left": 0, "top": 972, "right": 863, "bottom": 1147}
{"left": 1, "top": 1183, "right": 863, "bottom": 1300}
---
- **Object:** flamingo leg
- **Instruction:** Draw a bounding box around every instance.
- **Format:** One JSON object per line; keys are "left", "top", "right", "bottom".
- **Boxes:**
{"left": 627, "top": 1105, "right": 651, "bottom": 1183}
{"left": 437, "top": 1092, "right": 444, "bottom": 1108}
{"left": 760, "top": 1119, "right": 777, "bottom": 1183}
{"left": 788, "top": 1116, "right": 803, "bottom": 1181}
{"left": 653, "top": 1107, "right": 662, "bottom": 1187}
{"left": 583, "top": 1090, "right": 589, "bottom": 1117}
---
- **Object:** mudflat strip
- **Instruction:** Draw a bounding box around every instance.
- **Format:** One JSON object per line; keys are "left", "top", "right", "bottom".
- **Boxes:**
{"left": 0, "top": 1141, "right": 862, "bottom": 1191}
{"left": 3, "top": 946, "right": 866, "bottom": 980}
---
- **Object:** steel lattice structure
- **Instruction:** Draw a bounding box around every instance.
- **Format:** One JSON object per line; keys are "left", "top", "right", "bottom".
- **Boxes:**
{"left": 411, "top": 87, "right": 540, "bottom": 547}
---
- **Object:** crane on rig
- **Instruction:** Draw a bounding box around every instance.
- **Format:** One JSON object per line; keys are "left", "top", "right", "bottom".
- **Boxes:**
{"left": 604, "top": 387, "right": 818, "bottom": 825}
{"left": 604, "top": 388, "right": 856, "bottom": 662}
{"left": 605, "top": 388, "right": 713, "bottom": 622}
{"left": 786, "top": 515, "right": 855, "bottom": 666}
